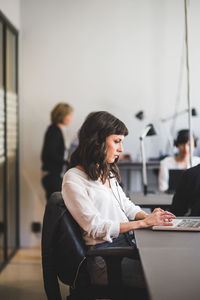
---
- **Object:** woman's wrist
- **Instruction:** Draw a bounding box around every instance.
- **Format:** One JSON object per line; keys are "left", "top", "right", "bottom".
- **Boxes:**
{"left": 135, "top": 210, "right": 149, "bottom": 220}
{"left": 137, "top": 219, "right": 148, "bottom": 228}
{"left": 120, "top": 219, "right": 147, "bottom": 232}
{"left": 130, "top": 219, "right": 148, "bottom": 229}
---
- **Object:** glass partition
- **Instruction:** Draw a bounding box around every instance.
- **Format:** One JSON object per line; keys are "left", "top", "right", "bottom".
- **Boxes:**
{"left": 0, "top": 13, "right": 18, "bottom": 271}
{"left": 6, "top": 28, "right": 18, "bottom": 257}
{"left": 0, "top": 21, "right": 5, "bottom": 267}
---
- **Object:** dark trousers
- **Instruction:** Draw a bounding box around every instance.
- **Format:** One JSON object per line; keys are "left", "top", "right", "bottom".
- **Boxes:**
{"left": 42, "top": 173, "right": 62, "bottom": 201}
{"left": 87, "top": 233, "right": 146, "bottom": 288}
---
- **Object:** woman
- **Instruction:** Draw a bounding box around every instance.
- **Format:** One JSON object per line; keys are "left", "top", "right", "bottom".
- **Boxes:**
{"left": 158, "top": 129, "right": 200, "bottom": 192}
{"left": 41, "top": 102, "right": 73, "bottom": 201}
{"left": 62, "top": 111, "right": 175, "bottom": 288}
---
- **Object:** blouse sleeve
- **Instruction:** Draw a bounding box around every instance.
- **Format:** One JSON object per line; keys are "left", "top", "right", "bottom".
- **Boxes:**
{"left": 62, "top": 180, "right": 119, "bottom": 243}
{"left": 116, "top": 183, "right": 142, "bottom": 220}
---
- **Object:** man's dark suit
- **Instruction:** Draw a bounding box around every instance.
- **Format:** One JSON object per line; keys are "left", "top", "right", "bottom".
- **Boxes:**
{"left": 171, "top": 164, "right": 200, "bottom": 216}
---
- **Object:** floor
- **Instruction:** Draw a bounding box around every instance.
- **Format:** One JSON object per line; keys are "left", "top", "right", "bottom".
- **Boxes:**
{"left": 0, "top": 248, "right": 69, "bottom": 300}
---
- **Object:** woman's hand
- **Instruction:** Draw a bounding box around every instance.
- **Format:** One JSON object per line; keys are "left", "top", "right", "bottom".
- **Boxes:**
{"left": 141, "top": 210, "right": 176, "bottom": 228}
{"left": 152, "top": 207, "right": 165, "bottom": 214}
{"left": 120, "top": 209, "right": 176, "bottom": 233}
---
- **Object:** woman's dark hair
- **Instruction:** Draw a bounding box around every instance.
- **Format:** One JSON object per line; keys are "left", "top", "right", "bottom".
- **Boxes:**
{"left": 70, "top": 111, "right": 128, "bottom": 183}
{"left": 174, "top": 129, "right": 197, "bottom": 147}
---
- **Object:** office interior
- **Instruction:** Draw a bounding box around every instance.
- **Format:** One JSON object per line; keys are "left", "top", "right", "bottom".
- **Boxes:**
{"left": 1, "top": 0, "right": 200, "bottom": 299}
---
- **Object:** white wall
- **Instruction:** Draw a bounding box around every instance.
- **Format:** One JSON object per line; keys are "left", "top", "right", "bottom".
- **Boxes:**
{"left": 20, "top": 0, "right": 200, "bottom": 247}
{"left": 0, "top": 0, "right": 20, "bottom": 29}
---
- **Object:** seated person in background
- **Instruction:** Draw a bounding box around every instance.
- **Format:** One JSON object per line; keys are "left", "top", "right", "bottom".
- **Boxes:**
{"left": 171, "top": 164, "right": 200, "bottom": 216}
{"left": 158, "top": 129, "right": 200, "bottom": 192}
{"left": 62, "top": 111, "right": 175, "bottom": 287}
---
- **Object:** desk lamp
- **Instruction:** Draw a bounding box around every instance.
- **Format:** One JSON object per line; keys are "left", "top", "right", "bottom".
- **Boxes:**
{"left": 135, "top": 111, "right": 144, "bottom": 121}
{"left": 140, "top": 124, "right": 156, "bottom": 195}
{"left": 160, "top": 107, "right": 197, "bottom": 123}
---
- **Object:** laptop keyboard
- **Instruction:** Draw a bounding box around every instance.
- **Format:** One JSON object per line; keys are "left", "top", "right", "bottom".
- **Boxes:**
{"left": 177, "top": 219, "right": 200, "bottom": 228}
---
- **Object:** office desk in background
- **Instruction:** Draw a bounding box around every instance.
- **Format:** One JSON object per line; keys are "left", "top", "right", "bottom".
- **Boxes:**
{"left": 118, "top": 160, "right": 160, "bottom": 194}
{"left": 130, "top": 192, "right": 173, "bottom": 210}
{"left": 135, "top": 224, "right": 200, "bottom": 300}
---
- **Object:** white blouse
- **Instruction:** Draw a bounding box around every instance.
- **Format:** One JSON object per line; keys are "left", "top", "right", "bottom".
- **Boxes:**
{"left": 62, "top": 168, "right": 142, "bottom": 245}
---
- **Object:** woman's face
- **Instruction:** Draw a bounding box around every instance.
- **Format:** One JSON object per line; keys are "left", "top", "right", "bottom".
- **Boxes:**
{"left": 105, "top": 134, "right": 124, "bottom": 163}
{"left": 178, "top": 138, "right": 194, "bottom": 157}
{"left": 63, "top": 112, "right": 73, "bottom": 126}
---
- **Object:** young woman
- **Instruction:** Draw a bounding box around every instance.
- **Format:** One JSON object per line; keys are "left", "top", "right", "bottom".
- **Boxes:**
{"left": 62, "top": 111, "right": 175, "bottom": 287}
{"left": 41, "top": 102, "right": 73, "bottom": 201}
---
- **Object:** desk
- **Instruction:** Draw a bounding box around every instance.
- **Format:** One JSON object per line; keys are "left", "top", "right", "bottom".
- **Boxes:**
{"left": 140, "top": 247, "right": 200, "bottom": 300}
{"left": 118, "top": 160, "right": 160, "bottom": 193}
{"left": 134, "top": 227, "right": 200, "bottom": 249}
{"left": 135, "top": 227, "right": 200, "bottom": 300}
{"left": 118, "top": 160, "right": 160, "bottom": 171}
{"left": 131, "top": 192, "right": 173, "bottom": 210}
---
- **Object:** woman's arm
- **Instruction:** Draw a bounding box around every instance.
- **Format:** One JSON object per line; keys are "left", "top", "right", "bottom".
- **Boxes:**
{"left": 115, "top": 182, "right": 143, "bottom": 219}
{"left": 135, "top": 207, "right": 166, "bottom": 220}
{"left": 114, "top": 180, "right": 173, "bottom": 223}
{"left": 135, "top": 210, "right": 148, "bottom": 220}
{"left": 120, "top": 210, "right": 175, "bottom": 233}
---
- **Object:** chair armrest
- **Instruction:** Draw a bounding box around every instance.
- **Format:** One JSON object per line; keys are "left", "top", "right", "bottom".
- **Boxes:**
{"left": 86, "top": 246, "right": 135, "bottom": 258}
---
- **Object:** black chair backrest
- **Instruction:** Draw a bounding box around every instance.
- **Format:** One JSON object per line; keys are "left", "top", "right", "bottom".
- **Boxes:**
{"left": 42, "top": 192, "right": 87, "bottom": 299}
{"left": 168, "top": 169, "right": 185, "bottom": 193}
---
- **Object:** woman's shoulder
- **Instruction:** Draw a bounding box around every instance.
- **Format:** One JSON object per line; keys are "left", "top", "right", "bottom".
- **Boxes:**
{"left": 192, "top": 156, "right": 200, "bottom": 163}
{"left": 160, "top": 156, "right": 175, "bottom": 164}
{"left": 45, "top": 124, "right": 62, "bottom": 136}
{"left": 63, "top": 167, "right": 88, "bottom": 184}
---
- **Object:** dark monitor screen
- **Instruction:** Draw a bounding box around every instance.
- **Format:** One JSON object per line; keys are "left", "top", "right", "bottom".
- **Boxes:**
{"left": 168, "top": 169, "right": 185, "bottom": 194}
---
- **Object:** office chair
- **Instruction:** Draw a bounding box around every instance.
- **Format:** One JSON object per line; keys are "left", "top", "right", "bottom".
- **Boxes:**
{"left": 167, "top": 169, "right": 185, "bottom": 194}
{"left": 170, "top": 165, "right": 200, "bottom": 216}
{"left": 42, "top": 192, "right": 149, "bottom": 300}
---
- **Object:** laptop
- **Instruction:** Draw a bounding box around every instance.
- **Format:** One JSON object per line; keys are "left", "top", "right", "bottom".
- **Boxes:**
{"left": 152, "top": 218, "right": 200, "bottom": 231}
